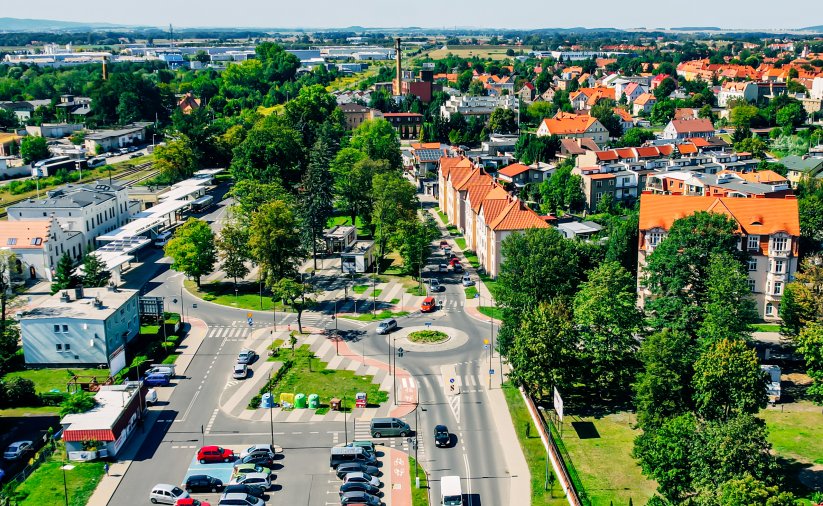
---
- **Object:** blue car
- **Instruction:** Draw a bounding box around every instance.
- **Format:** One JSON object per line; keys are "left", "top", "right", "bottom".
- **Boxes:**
{"left": 144, "top": 373, "right": 171, "bottom": 386}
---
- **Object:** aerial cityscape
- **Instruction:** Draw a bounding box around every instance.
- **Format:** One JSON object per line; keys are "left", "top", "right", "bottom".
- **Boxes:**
{"left": 0, "top": 7, "right": 821, "bottom": 506}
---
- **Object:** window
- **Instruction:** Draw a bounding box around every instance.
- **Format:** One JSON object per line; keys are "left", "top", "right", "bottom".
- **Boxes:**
{"left": 747, "top": 259, "right": 757, "bottom": 271}
{"left": 53, "top": 324, "right": 60, "bottom": 333}
{"left": 774, "top": 281, "right": 783, "bottom": 295}
{"left": 765, "top": 303, "right": 774, "bottom": 317}
{"left": 62, "top": 325, "right": 68, "bottom": 333}
{"left": 747, "top": 235, "right": 759, "bottom": 250}
{"left": 55, "top": 344, "right": 62, "bottom": 351}
{"left": 648, "top": 231, "right": 664, "bottom": 247}
{"left": 31, "top": 238, "right": 42, "bottom": 246}
{"left": 596, "top": 180, "right": 603, "bottom": 188}
{"left": 64, "top": 343, "right": 71, "bottom": 351}
{"left": 775, "top": 260, "right": 785, "bottom": 274}
{"left": 772, "top": 236, "right": 788, "bottom": 253}
{"left": 6, "top": 238, "right": 17, "bottom": 246}
{"left": 747, "top": 279, "right": 756, "bottom": 292}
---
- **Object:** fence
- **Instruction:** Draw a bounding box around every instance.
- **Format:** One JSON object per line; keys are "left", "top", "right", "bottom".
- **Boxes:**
{"left": 520, "top": 387, "right": 590, "bottom": 506}
{"left": 0, "top": 436, "right": 59, "bottom": 504}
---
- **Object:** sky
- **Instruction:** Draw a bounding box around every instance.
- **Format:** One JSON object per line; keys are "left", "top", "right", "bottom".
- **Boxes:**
{"left": 5, "top": 1, "right": 822, "bottom": 30}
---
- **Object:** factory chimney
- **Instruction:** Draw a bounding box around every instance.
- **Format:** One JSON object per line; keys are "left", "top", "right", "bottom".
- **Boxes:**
{"left": 394, "top": 38, "right": 402, "bottom": 96}
{"left": 102, "top": 56, "right": 108, "bottom": 81}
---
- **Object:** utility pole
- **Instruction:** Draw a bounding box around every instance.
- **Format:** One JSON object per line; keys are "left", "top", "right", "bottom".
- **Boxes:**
{"left": 268, "top": 368, "right": 274, "bottom": 447}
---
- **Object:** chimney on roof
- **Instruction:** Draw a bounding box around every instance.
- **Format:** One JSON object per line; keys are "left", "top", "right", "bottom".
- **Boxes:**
{"left": 60, "top": 291, "right": 71, "bottom": 303}
{"left": 74, "top": 285, "right": 84, "bottom": 300}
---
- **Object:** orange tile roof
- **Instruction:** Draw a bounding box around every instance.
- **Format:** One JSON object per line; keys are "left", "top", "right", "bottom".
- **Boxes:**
{"left": 613, "top": 108, "right": 633, "bottom": 122}
{"left": 489, "top": 200, "right": 550, "bottom": 231}
{"left": 615, "top": 148, "right": 636, "bottom": 159}
{"left": 467, "top": 184, "right": 495, "bottom": 212}
{"left": 736, "top": 170, "right": 788, "bottom": 184}
{"left": 633, "top": 93, "right": 656, "bottom": 105}
{"left": 0, "top": 220, "right": 51, "bottom": 249}
{"left": 596, "top": 151, "right": 619, "bottom": 161}
{"left": 497, "top": 163, "right": 531, "bottom": 178}
{"left": 686, "top": 137, "right": 711, "bottom": 147}
{"left": 439, "top": 156, "right": 472, "bottom": 179}
{"left": 455, "top": 168, "right": 487, "bottom": 191}
{"left": 678, "top": 143, "right": 698, "bottom": 155}
{"left": 639, "top": 194, "right": 800, "bottom": 237}
{"left": 669, "top": 118, "right": 715, "bottom": 134}
{"left": 480, "top": 197, "right": 512, "bottom": 225}
{"left": 657, "top": 145, "right": 675, "bottom": 156}
{"left": 635, "top": 146, "right": 661, "bottom": 158}
{"left": 540, "top": 116, "right": 601, "bottom": 135}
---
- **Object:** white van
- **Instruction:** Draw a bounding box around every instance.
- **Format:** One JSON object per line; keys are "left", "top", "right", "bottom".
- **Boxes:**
{"left": 154, "top": 231, "right": 172, "bottom": 247}
{"left": 441, "top": 475, "right": 463, "bottom": 505}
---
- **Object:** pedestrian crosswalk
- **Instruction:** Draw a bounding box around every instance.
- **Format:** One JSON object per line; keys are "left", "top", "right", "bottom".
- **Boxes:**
{"left": 206, "top": 325, "right": 252, "bottom": 340}
{"left": 351, "top": 420, "right": 426, "bottom": 457}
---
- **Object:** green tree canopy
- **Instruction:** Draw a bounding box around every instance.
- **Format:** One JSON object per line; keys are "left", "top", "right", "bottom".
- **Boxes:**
{"left": 21, "top": 136, "right": 50, "bottom": 164}
{"left": 51, "top": 252, "right": 77, "bottom": 294}
{"left": 488, "top": 107, "right": 518, "bottom": 134}
{"left": 249, "top": 200, "right": 304, "bottom": 286}
{"left": 81, "top": 253, "right": 111, "bottom": 288}
{"left": 697, "top": 252, "right": 758, "bottom": 346}
{"left": 350, "top": 119, "right": 402, "bottom": 170}
{"left": 165, "top": 218, "right": 217, "bottom": 287}
{"left": 216, "top": 217, "right": 251, "bottom": 287}
{"left": 154, "top": 136, "right": 197, "bottom": 182}
{"left": 230, "top": 115, "right": 305, "bottom": 186}
{"left": 692, "top": 338, "right": 767, "bottom": 421}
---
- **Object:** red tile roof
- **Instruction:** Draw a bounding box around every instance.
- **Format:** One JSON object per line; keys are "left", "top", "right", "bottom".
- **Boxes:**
{"left": 678, "top": 143, "right": 698, "bottom": 155}
{"left": 669, "top": 118, "right": 715, "bottom": 134}
{"left": 0, "top": 220, "right": 51, "bottom": 250}
{"left": 489, "top": 200, "right": 550, "bottom": 231}
{"left": 63, "top": 429, "right": 116, "bottom": 442}
{"left": 497, "top": 163, "right": 531, "bottom": 178}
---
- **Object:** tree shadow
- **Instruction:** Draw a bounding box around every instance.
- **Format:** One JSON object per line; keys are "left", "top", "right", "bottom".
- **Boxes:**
{"left": 776, "top": 456, "right": 823, "bottom": 497}
{"left": 571, "top": 421, "right": 600, "bottom": 439}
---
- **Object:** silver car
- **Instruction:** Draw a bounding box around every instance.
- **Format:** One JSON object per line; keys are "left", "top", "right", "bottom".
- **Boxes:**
{"left": 344, "top": 471, "right": 380, "bottom": 488}
{"left": 376, "top": 318, "right": 397, "bottom": 335}
{"left": 3, "top": 441, "right": 32, "bottom": 460}
{"left": 237, "top": 349, "right": 256, "bottom": 364}
{"left": 461, "top": 274, "right": 474, "bottom": 287}
{"left": 218, "top": 492, "right": 265, "bottom": 506}
{"left": 149, "top": 483, "right": 189, "bottom": 504}
{"left": 230, "top": 472, "right": 271, "bottom": 491}
{"left": 233, "top": 363, "right": 248, "bottom": 379}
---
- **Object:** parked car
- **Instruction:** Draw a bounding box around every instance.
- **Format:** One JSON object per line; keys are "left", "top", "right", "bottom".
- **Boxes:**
{"left": 438, "top": 262, "right": 448, "bottom": 271}
{"left": 176, "top": 499, "right": 210, "bottom": 506}
{"left": 144, "top": 373, "right": 171, "bottom": 387}
{"left": 461, "top": 274, "right": 474, "bottom": 287}
{"left": 237, "top": 349, "right": 256, "bottom": 364}
{"left": 345, "top": 440, "right": 376, "bottom": 454}
{"left": 344, "top": 471, "right": 380, "bottom": 488}
{"left": 376, "top": 318, "right": 397, "bottom": 335}
{"left": 229, "top": 473, "right": 271, "bottom": 493}
{"left": 130, "top": 152, "right": 143, "bottom": 159}
{"left": 421, "top": 296, "right": 436, "bottom": 313}
{"left": 3, "top": 441, "right": 32, "bottom": 460}
{"left": 197, "top": 446, "right": 235, "bottom": 464}
{"left": 429, "top": 279, "right": 442, "bottom": 292}
{"left": 216, "top": 492, "right": 264, "bottom": 506}
{"left": 449, "top": 257, "right": 461, "bottom": 267}
{"left": 434, "top": 425, "right": 450, "bottom": 447}
{"left": 335, "top": 462, "right": 380, "bottom": 480}
{"left": 150, "top": 484, "right": 189, "bottom": 504}
{"left": 235, "top": 453, "right": 274, "bottom": 468}
{"left": 452, "top": 262, "right": 463, "bottom": 273}
{"left": 221, "top": 484, "right": 265, "bottom": 499}
{"left": 145, "top": 388, "right": 158, "bottom": 405}
{"left": 340, "top": 490, "right": 381, "bottom": 506}
{"left": 232, "top": 364, "right": 248, "bottom": 379}
{"left": 439, "top": 240, "right": 448, "bottom": 249}
{"left": 231, "top": 463, "right": 272, "bottom": 478}
{"left": 239, "top": 444, "right": 276, "bottom": 460}
{"left": 184, "top": 474, "right": 224, "bottom": 493}
{"left": 340, "top": 481, "right": 380, "bottom": 496}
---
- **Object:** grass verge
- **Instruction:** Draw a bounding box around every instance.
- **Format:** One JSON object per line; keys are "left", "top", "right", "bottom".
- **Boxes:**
{"left": 478, "top": 306, "right": 503, "bottom": 320}
{"left": 352, "top": 284, "right": 369, "bottom": 294}
{"left": 760, "top": 401, "right": 823, "bottom": 465}
{"left": 3, "top": 368, "right": 106, "bottom": 394}
{"left": 435, "top": 208, "right": 448, "bottom": 224}
{"left": 339, "top": 310, "right": 410, "bottom": 322}
{"left": 559, "top": 411, "right": 656, "bottom": 505}
{"left": 409, "top": 456, "right": 430, "bottom": 506}
{"left": 372, "top": 289, "right": 383, "bottom": 298}
{"left": 13, "top": 442, "right": 104, "bottom": 506}
{"left": 465, "top": 286, "right": 478, "bottom": 299}
{"left": 185, "top": 280, "right": 287, "bottom": 311}
{"left": 751, "top": 323, "right": 781, "bottom": 332}
{"left": 454, "top": 237, "right": 467, "bottom": 251}
{"left": 501, "top": 383, "right": 567, "bottom": 506}
{"left": 263, "top": 345, "right": 388, "bottom": 409}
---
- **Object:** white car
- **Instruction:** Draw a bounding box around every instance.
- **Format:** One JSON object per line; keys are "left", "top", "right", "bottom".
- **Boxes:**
{"left": 343, "top": 471, "right": 380, "bottom": 488}
{"left": 218, "top": 493, "right": 264, "bottom": 506}
{"left": 149, "top": 483, "right": 189, "bottom": 504}
{"left": 233, "top": 364, "right": 248, "bottom": 379}
{"left": 230, "top": 472, "right": 271, "bottom": 491}
{"left": 239, "top": 444, "right": 276, "bottom": 459}
{"left": 461, "top": 274, "right": 474, "bottom": 287}
{"left": 3, "top": 441, "right": 33, "bottom": 460}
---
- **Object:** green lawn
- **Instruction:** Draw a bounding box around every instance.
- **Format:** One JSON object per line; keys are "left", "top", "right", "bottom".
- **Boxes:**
{"left": 435, "top": 208, "right": 448, "bottom": 224}
{"left": 406, "top": 285, "right": 427, "bottom": 296}
{"left": 454, "top": 237, "right": 467, "bottom": 251}
{"left": 13, "top": 442, "right": 104, "bottom": 506}
{"left": 390, "top": 298, "right": 400, "bottom": 305}
{"left": 266, "top": 345, "right": 388, "bottom": 408}
{"left": 409, "top": 456, "right": 430, "bottom": 506}
{"left": 478, "top": 306, "right": 503, "bottom": 320}
{"left": 559, "top": 411, "right": 657, "bottom": 506}
{"left": 760, "top": 402, "right": 823, "bottom": 465}
{"left": 751, "top": 323, "right": 781, "bottom": 332}
{"left": 352, "top": 284, "right": 369, "bottom": 294}
{"left": 464, "top": 250, "right": 480, "bottom": 268}
{"left": 372, "top": 289, "right": 383, "bottom": 298}
{"left": 0, "top": 406, "right": 59, "bottom": 417}
{"left": 327, "top": 214, "right": 372, "bottom": 239}
{"left": 340, "top": 310, "right": 410, "bottom": 322}
{"left": 446, "top": 224, "right": 461, "bottom": 236}
{"left": 465, "top": 286, "right": 478, "bottom": 299}
{"left": 408, "top": 330, "right": 448, "bottom": 343}
{"left": 3, "top": 368, "right": 107, "bottom": 394}
{"left": 501, "top": 383, "right": 568, "bottom": 506}
{"left": 185, "top": 280, "right": 287, "bottom": 311}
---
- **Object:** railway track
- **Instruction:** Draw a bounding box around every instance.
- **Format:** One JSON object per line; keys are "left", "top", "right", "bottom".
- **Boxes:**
{"left": 0, "top": 162, "right": 156, "bottom": 218}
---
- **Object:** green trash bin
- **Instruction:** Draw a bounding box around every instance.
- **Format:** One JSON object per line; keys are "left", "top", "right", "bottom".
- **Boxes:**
{"left": 294, "top": 393, "right": 307, "bottom": 409}
{"left": 308, "top": 394, "right": 319, "bottom": 409}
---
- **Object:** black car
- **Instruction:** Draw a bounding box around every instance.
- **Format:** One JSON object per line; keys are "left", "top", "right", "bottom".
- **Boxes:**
{"left": 340, "top": 481, "right": 380, "bottom": 496}
{"left": 185, "top": 474, "right": 224, "bottom": 493}
{"left": 237, "top": 453, "right": 275, "bottom": 468}
{"left": 434, "top": 424, "right": 450, "bottom": 447}
{"left": 222, "top": 483, "right": 265, "bottom": 499}
{"left": 335, "top": 462, "right": 381, "bottom": 480}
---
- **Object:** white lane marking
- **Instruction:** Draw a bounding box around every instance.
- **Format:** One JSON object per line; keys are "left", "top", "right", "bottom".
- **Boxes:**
{"left": 464, "top": 453, "right": 473, "bottom": 504}
{"left": 177, "top": 390, "right": 200, "bottom": 422}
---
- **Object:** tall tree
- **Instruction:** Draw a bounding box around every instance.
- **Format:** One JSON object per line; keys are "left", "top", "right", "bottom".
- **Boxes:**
{"left": 779, "top": 255, "right": 823, "bottom": 337}
{"left": 283, "top": 84, "right": 339, "bottom": 149}
{"left": 272, "top": 278, "right": 318, "bottom": 335}
{"left": 633, "top": 412, "right": 697, "bottom": 503}
{"left": 21, "top": 136, "right": 50, "bottom": 164}
{"left": 370, "top": 171, "right": 418, "bottom": 265}
{"left": 693, "top": 338, "right": 767, "bottom": 421}
{"left": 508, "top": 299, "right": 579, "bottom": 398}
{"left": 397, "top": 216, "right": 439, "bottom": 281}
{"left": 538, "top": 160, "right": 585, "bottom": 214}
{"left": 248, "top": 200, "right": 304, "bottom": 287}
{"left": 51, "top": 252, "right": 77, "bottom": 294}
{"left": 350, "top": 119, "right": 402, "bottom": 170}
{"left": 634, "top": 329, "right": 698, "bottom": 430}
{"left": 216, "top": 217, "right": 250, "bottom": 289}
{"left": 81, "top": 253, "right": 110, "bottom": 287}
{"left": 590, "top": 100, "right": 623, "bottom": 138}
{"left": 230, "top": 116, "right": 305, "bottom": 186}
{"left": 697, "top": 253, "right": 758, "bottom": 346}
{"left": 330, "top": 148, "right": 369, "bottom": 225}
{"left": 154, "top": 136, "right": 197, "bottom": 183}
{"left": 488, "top": 108, "right": 518, "bottom": 134}
{"left": 164, "top": 218, "right": 217, "bottom": 287}
{"left": 795, "top": 322, "right": 823, "bottom": 403}
{"left": 573, "top": 261, "right": 642, "bottom": 394}
{"left": 298, "top": 137, "right": 335, "bottom": 270}
{"left": 0, "top": 251, "right": 16, "bottom": 334}
{"left": 229, "top": 179, "right": 290, "bottom": 225}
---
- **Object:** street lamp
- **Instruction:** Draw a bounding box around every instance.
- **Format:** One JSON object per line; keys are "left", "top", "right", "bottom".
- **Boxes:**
{"left": 268, "top": 368, "right": 274, "bottom": 447}
{"left": 61, "top": 460, "right": 70, "bottom": 506}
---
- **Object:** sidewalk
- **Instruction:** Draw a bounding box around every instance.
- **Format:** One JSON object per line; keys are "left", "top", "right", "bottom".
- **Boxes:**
{"left": 85, "top": 318, "right": 208, "bottom": 506}
{"left": 487, "top": 379, "right": 531, "bottom": 506}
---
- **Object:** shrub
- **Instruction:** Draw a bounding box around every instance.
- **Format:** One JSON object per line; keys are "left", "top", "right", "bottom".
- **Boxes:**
{"left": 1, "top": 376, "right": 38, "bottom": 407}
{"left": 59, "top": 391, "right": 96, "bottom": 416}
{"left": 39, "top": 391, "right": 68, "bottom": 406}
{"left": 248, "top": 394, "right": 262, "bottom": 409}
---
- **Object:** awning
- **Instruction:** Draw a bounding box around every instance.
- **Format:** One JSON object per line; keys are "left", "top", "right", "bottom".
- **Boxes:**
{"left": 63, "top": 429, "right": 116, "bottom": 442}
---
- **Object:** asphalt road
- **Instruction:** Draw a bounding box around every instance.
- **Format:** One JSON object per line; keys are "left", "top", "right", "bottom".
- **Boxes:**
{"left": 108, "top": 190, "right": 512, "bottom": 506}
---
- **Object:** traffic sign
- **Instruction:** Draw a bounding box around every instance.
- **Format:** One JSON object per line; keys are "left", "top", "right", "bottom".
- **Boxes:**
{"left": 474, "top": 292, "right": 479, "bottom": 298}
{"left": 247, "top": 317, "right": 253, "bottom": 327}
{"left": 483, "top": 339, "right": 489, "bottom": 345}
{"left": 425, "top": 322, "right": 432, "bottom": 327}
{"left": 247, "top": 312, "right": 252, "bottom": 318}
{"left": 483, "top": 344, "right": 489, "bottom": 350}
{"left": 489, "top": 369, "right": 495, "bottom": 375}
{"left": 449, "top": 378, "right": 455, "bottom": 384}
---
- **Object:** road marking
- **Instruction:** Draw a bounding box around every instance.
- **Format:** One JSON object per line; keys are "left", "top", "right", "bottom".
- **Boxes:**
{"left": 178, "top": 390, "right": 200, "bottom": 422}
{"left": 464, "top": 453, "right": 473, "bottom": 504}
{"left": 448, "top": 395, "right": 461, "bottom": 424}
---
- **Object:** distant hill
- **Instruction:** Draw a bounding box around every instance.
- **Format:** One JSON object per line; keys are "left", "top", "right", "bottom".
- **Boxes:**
{"left": 801, "top": 25, "right": 823, "bottom": 32}
{"left": 0, "top": 17, "right": 128, "bottom": 32}
{"left": 670, "top": 26, "right": 721, "bottom": 31}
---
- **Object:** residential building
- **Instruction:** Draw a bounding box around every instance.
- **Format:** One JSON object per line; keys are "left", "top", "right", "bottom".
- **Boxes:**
{"left": 177, "top": 93, "right": 201, "bottom": 114}
{"left": 382, "top": 113, "right": 423, "bottom": 139}
{"left": 84, "top": 123, "right": 148, "bottom": 154}
{"left": 0, "top": 217, "right": 84, "bottom": 281}
{"left": 440, "top": 95, "right": 519, "bottom": 122}
{"left": 25, "top": 123, "right": 84, "bottom": 139}
{"left": 632, "top": 93, "right": 656, "bottom": 115}
{"left": 645, "top": 170, "right": 792, "bottom": 198}
{"left": 662, "top": 118, "right": 715, "bottom": 140}
{"left": 781, "top": 155, "right": 823, "bottom": 185}
{"left": 55, "top": 94, "right": 91, "bottom": 121}
{"left": 536, "top": 114, "right": 608, "bottom": 147}
{"left": 637, "top": 194, "right": 800, "bottom": 320}
{"left": 0, "top": 132, "right": 21, "bottom": 157}
{"left": 339, "top": 103, "right": 383, "bottom": 130}
{"left": 475, "top": 197, "right": 549, "bottom": 278}
{"left": 717, "top": 81, "right": 759, "bottom": 107}
{"left": 557, "top": 220, "right": 604, "bottom": 240}
{"left": 496, "top": 162, "right": 555, "bottom": 188}
{"left": 517, "top": 83, "right": 536, "bottom": 103}
{"left": 7, "top": 182, "right": 132, "bottom": 250}
{"left": 19, "top": 286, "right": 140, "bottom": 369}
{"left": 0, "top": 99, "right": 52, "bottom": 122}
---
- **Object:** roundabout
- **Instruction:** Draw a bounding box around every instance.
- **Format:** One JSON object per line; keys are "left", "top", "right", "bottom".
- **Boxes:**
{"left": 388, "top": 324, "right": 470, "bottom": 352}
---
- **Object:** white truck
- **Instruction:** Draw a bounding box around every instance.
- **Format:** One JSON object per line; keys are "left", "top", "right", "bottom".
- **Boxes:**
{"left": 441, "top": 475, "right": 463, "bottom": 506}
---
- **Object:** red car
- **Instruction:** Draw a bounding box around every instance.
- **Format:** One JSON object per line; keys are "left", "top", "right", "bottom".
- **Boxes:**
{"left": 176, "top": 499, "right": 210, "bottom": 506}
{"left": 197, "top": 446, "right": 235, "bottom": 464}
{"left": 449, "top": 257, "right": 461, "bottom": 267}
